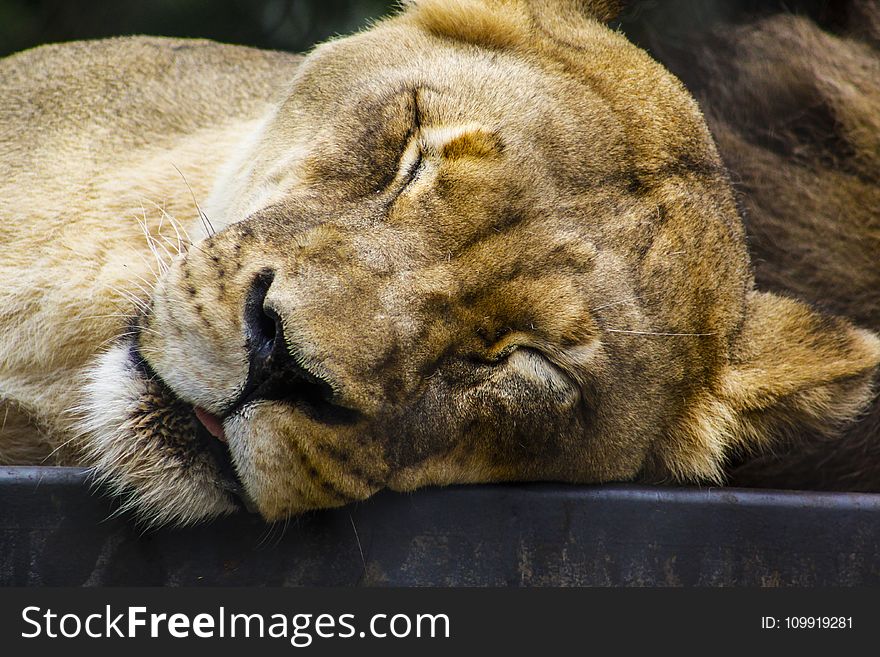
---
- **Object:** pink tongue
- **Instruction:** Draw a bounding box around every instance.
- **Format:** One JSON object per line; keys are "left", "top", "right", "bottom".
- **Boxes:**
{"left": 194, "top": 406, "right": 226, "bottom": 443}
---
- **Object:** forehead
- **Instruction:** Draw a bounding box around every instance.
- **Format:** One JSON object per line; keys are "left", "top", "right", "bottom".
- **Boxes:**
{"left": 283, "top": 21, "right": 627, "bottom": 151}
{"left": 249, "top": 28, "right": 638, "bottom": 253}
{"left": 238, "top": 17, "right": 670, "bottom": 279}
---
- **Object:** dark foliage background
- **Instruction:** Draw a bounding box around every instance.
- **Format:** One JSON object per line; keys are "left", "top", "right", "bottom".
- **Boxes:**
{"left": 0, "top": 0, "right": 396, "bottom": 57}
{"left": 0, "top": 0, "right": 850, "bottom": 59}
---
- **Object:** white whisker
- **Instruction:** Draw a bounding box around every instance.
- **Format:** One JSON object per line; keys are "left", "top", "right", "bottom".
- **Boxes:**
{"left": 151, "top": 233, "right": 178, "bottom": 264}
{"left": 606, "top": 329, "right": 716, "bottom": 337}
{"left": 349, "top": 513, "right": 366, "bottom": 571}
{"left": 591, "top": 297, "right": 639, "bottom": 312}
{"left": 172, "top": 163, "right": 214, "bottom": 236}
{"left": 135, "top": 206, "right": 167, "bottom": 275}
{"left": 151, "top": 201, "right": 192, "bottom": 254}
{"left": 121, "top": 265, "right": 159, "bottom": 291}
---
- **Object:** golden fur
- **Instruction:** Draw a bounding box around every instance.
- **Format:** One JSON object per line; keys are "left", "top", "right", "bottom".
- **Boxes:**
{"left": 648, "top": 7, "right": 880, "bottom": 489}
{"left": 0, "top": 0, "right": 878, "bottom": 525}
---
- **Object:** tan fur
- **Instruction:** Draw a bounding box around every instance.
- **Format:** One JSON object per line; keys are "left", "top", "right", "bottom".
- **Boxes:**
{"left": 1, "top": 1, "right": 878, "bottom": 525}
{"left": 646, "top": 9, "right": 880, "bottom": 489}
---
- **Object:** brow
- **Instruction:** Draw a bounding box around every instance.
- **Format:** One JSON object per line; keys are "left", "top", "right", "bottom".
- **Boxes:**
{"left": 440, "top": 129, "right": 505, "bottom": 160}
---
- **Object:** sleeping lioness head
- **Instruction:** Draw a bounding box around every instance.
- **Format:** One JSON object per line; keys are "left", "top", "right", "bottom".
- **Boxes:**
{"left": 3, "top": 0, "right": 879, "bottom": 525}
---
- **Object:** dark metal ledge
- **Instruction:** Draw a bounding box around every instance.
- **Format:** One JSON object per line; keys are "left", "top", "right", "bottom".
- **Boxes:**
{"left": 2, "top": 466, "right": 879, "bottom": 586}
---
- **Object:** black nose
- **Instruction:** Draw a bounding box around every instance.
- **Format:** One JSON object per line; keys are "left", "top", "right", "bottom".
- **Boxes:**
{"left": 238, "top": 269, "right": 335, "bottom": 410}
{"left": 235, "top": 269, "right": 359, "bottom": 424}
{"left": 244, "top": 268, "right": 283, "bottom": 370}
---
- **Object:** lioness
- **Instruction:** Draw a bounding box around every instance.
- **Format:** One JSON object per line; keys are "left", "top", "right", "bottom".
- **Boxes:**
{"left": 1, "top": 0, "right": 878, "bottom": 526}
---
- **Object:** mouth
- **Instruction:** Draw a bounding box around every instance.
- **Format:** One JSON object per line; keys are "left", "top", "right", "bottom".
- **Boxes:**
{"left": 190, "top": 406, "right": 239, "bottom": 487}
{"left": 128, "top": 344, "right": 257, "bottom": 514}
{"left": 191, "top": 406, "right": 262, "bottom": 514}
{"left": 194, "top": 405, "right": 227, "bottom": 442}
{"left": 102, "top": 307, "right": 362, "bottom": 525}
{"left": 77, "top": 341, "right": 246, "bottom": 526}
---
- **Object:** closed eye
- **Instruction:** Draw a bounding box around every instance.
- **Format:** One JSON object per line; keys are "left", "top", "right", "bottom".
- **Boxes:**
{"left": 397, "top": 135, "right": 425, "bottom": 182}
{"left": 403, "top": 145, "right": 424, "bottom": 185}
{"left": 387, "top": 137, "right": 425, "bottom": 203}
{"left": 397, "top": 88, "right": 424, "bottom": 190}
{"left": 474, "top": 329, "right": 526, "bottom": 364}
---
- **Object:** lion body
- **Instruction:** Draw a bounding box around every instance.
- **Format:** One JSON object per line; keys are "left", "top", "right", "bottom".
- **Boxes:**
{"left": 0, "top": 38, "right": 300, "bottom": 464}
{"left": 672, "top": 12, "right": 880, "bottom": 489}
{"left": 0, "top": 0, "right": 878, "bottom": 525}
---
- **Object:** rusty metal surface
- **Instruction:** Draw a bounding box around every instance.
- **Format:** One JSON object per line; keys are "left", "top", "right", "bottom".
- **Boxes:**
{"left": 2, "top": 466, "right": 879, "bottom": 586}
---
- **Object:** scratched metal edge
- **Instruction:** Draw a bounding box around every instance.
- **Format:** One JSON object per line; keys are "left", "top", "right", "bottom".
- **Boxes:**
{"left": 4, "top": 465, "right": 880, "bottom": 508}
{"left": 2, "top": 466, "right": 880, "bottom": 586}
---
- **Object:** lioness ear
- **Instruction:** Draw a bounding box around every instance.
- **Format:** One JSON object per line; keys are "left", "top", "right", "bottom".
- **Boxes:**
{"left": 535, "top": 0, "right": 622, "bottom": 22}
{"left": 402, "top": 0, "right": 623, "bottom": 48}
{"left": 665, "top": 291, "right": 880, "bottom": 482}
{"left": 402, "top": 0, "right": 622, "bottom": 21}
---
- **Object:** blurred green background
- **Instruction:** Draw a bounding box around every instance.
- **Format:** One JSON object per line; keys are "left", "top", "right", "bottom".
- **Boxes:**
{"left": 0, "top": 0, "right": 398, "bottom": 57}
{"left": 0, "top": 0, "right": 848, "bottom": 59}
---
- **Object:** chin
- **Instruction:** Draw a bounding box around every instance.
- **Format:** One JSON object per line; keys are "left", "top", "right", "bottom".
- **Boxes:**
{"left": 76, "top": 341, "right": 246, "bottom": 527}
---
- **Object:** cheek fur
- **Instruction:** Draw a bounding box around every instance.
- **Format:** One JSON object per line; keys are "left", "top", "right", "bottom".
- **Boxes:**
{"left": 76, "top": 343, "right": 238, "bottom": 526}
